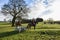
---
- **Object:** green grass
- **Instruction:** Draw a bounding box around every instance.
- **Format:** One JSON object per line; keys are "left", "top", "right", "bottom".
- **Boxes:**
{"left": 0, "top": 22, "right": 60, "bottom": 40}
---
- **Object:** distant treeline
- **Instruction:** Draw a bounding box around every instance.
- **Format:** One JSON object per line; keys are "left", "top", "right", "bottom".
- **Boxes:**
{"left": 21, "top": 18, "right": 43, "bottom": 23}
{"left": 44, "top": 21, "right": 60, "bottom": 24}
{"left": 0, "top": 18, "right": 43, "bottom": 24}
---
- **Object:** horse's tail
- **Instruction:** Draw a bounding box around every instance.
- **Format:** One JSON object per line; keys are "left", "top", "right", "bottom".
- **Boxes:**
{"left": 27, "top": 23, "right": 31, "bottom": 29}
{"left": 26, "top": 25, "right": 28, "bottom": 28}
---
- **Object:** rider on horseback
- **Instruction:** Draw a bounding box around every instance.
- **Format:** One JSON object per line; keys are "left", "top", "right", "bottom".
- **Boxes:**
{"left": 32, "top": 18, "right": 36, "bottom": 29}
{"left": 27, "top": 18, "right": 37, "bottom": 30}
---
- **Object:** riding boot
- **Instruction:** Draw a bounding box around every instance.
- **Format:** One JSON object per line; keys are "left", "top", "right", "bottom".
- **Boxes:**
{"left": 34, "top": 27, "right": 35, "bottom": 30}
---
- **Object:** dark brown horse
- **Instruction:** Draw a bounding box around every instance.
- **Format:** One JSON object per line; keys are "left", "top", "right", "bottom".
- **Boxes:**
{"left": 27, "top": 19, "right": 38, "bottom": 30}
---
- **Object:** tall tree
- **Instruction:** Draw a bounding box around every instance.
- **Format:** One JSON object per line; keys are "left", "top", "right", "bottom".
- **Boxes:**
{"left": 1, "top": 0, "right": 30, "bottom": 26}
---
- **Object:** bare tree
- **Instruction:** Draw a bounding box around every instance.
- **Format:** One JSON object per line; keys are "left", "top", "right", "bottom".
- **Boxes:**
{"left": 1, "top": 0, "right": 30, "bottom": 26}
{"left": 47, "top": 18, "right": 54, "bottom": 24}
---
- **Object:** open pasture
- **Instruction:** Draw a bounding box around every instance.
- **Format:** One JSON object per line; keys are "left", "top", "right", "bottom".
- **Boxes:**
{"left": 0, "top": 22, "right": 60, "bottom": 40}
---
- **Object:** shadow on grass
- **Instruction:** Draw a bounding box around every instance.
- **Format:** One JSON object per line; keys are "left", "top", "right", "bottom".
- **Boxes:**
{"left": 39, "top": 31, "right": 60, "bottom": 36}
{"left": 0, "top": 31, "right": 19, "bottom": 38}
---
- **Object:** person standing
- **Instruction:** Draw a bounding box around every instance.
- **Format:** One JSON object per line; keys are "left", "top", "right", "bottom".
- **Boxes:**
{"left": 15, "top": 20, "right": 21, "bottom": 27}
{"left": 15, "top": 19, "right": 22, "bottom": 31}
{"left": 32, "top": 19, "right": 36, "bottom": 30}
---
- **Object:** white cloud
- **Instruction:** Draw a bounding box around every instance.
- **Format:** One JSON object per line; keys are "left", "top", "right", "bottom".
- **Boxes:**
{"left": 28, "top": 0, "right": 60, "bottom": 21}
{"left": 0, "top": 0, "right": 60, "bottom": 21}
{"left": 42, "top": 0, "right": 60, "bottom": 20}
{"left": 28, "top": 1, "right": 46, "bottom": 19}
{"left": 0, "top": 14, "right": 5, "bottom": 21}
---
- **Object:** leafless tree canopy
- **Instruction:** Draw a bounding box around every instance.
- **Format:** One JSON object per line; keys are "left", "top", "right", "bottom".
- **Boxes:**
{"left": 2, "top": 0, "right": 29, "bottom": 17}
{"left": 1, "top": 0, "right": 30, "bottom": 26}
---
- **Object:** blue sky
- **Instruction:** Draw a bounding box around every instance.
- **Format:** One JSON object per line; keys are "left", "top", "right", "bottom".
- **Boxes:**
{"left": 25, "top": 0, "right": 33, "bottom": 4}
{"left": 0, "top": 0, "right": 9, "bottom": 21}
{"left": 0, "top": 0, "right": 9, "bottom": 10}
{"left": 0, "top": 0, "right": 60, "bottom": 21}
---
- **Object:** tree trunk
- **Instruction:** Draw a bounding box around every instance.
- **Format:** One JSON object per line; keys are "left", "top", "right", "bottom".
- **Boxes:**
{"left": 12, "top": 16, "right": 16, "bottom": 27}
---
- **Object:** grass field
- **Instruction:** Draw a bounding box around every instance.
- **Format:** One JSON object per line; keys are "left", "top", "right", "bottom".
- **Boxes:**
{"left": 0, "top": 22, "right": 60, "bottom": 40}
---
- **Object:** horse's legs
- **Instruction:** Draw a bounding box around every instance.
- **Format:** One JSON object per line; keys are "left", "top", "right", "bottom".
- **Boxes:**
{"left": 34, "top": 25, "right": 36, "bottom": 30}
{"left": 27, "top": 24, "right": 31, "bottom": 30}
{"left": 27, "top": 25, "right": 29, "bottom": 29}
{"left": 34, "top": 26, "right": 35, "bottom": 30}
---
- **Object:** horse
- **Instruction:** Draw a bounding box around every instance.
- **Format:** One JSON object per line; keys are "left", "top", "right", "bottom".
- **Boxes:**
{"left": 27, "top": 19, "right": 38, "bottom": 30}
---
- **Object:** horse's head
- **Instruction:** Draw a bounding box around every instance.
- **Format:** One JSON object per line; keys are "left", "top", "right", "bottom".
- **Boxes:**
{"left": 36, "top": 18, "right": 43, "bottom": 23}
